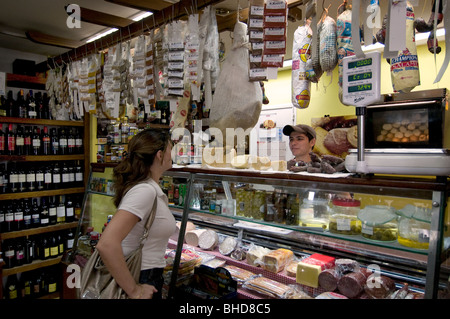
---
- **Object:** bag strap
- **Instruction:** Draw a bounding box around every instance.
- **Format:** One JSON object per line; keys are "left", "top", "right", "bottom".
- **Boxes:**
{"left": 138, "top": 184, "right": 158, "bottom": 244}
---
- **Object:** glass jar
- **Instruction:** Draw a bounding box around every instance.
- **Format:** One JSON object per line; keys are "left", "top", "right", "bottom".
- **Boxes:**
{"left": 397, "top": 204, "right": 432, "bottom": 249}
{"left": 236, "top": 188, "right": 253, "bottom": 217}
{"left": 299, "top": 198, "right": 330, "bottom": 229}
{"left": 252, "top": 190, "right": 266, "bottom": 220}
{"left": 358, "top": 205, "right": 398, "bottom": 241}
{"left": 329, "top": 198, "right": 361, "bottom": 235}
{"left": 274, "top": 189, "right": 287, "bottom": 223}
{"left": 285, "top": 194, "right": 300, "bottom": 225}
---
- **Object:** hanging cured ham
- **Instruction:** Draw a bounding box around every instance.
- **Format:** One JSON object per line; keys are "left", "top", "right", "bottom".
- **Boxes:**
{"left": 209, "top": 21, "right": 263, "bottom": 148}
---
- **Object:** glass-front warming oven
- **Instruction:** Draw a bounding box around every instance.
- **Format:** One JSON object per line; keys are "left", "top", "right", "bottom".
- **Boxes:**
{"left": 365, "top": 89, "right": 449, "bottom": 149}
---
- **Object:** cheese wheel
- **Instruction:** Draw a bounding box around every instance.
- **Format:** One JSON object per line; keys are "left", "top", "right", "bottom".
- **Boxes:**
{"left": 219, "top": 236, "right": 237, "bottom": 255}
{"left": 185, "top": 229, "right": 207, "bottom": 247}
{"left": 198, "top": 229, "right": 219, "bottom": 250}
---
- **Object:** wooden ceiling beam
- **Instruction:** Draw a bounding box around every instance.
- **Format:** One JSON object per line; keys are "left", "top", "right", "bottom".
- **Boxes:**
{"left": 26, "top": 30, "right": 84, "bottom": 49}
{"left": 104, "top": 0, "right": 176, "bottom": 12}
{"left": 76, "top": 6, "right": 135, "bottom": 28}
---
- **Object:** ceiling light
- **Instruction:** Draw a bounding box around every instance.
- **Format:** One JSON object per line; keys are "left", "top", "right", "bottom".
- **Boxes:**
{"left": 86, "top": 28, "right": 118, "bottom": 43}
{"left": 132, "top": 12, "right": 153, "bottom": 21}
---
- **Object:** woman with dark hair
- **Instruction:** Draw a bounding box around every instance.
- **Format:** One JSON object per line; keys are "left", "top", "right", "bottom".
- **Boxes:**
{"left": 96, "top": 128, "right": 175, "bottom": 299}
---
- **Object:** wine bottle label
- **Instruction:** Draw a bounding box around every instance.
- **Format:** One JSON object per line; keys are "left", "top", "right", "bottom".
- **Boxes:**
{"left": 49, "top": 207, "right": 57, "bottom": 216}
{"left": 41, "top": 217, "right": 49, "bottom": 225}
{"left": 9, "top": 174, "right": 18, "bottom": 183}
{"left": 16, "top": 137, "right": 24, "bottom": 146}
{"left": 57, "top": 207, "right": 65, "bottom": 217}
{"left": 14, "top": 212, "right": 23, "bottom": 221}
{"left": 50, "top": 246, "right": 58, "bottom": 256}
{"left": 32, "top": 139, "right": 41, "bottom": 147}
{"left": 18, "top": 173, "right": 26, "bottom": 182}
{"left": 45, "top": 173, "right": 52, "bottom": 183}
{"left": 26, "top": 173, "right": 36, "bottom": 182}
{"left": 76, "top": 172, "right": 83, "bottom": 181}
{"left": 53, "top": 174, "right": 61, "bottom": 183}
{"left": 62, "top": 173, "right": 70, "bottom": 183}
{"left": 36, "top": 173, "right": 44, "bottom": 182}
{"left": 66, "top": 207, "right": 74, "bottom": 217}
{"left": 49, "top": 283, "right": 57, "bottom": 293}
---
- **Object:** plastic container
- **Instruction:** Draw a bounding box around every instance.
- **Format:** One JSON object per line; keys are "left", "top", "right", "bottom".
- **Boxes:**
{"left": 397, "top": 204, "right": 432, "bottom": 249}
{"left": 329, "top": 198, "right": 361, "bottom": 235}
{"left": 299, "top": 198, "right": 330, "bottom": 229}
{"left": 358, "top": 205, "right": 398, "bottom": 241}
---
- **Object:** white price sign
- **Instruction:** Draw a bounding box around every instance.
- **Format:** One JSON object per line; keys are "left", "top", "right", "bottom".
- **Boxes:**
{"left": 342, "top": 51, "right": 381, "bottom": 107}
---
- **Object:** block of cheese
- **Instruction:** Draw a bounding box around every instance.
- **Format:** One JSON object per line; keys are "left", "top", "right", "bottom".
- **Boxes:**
{"left": 246, "top": 245, "right": 272, "bottom": 267}
{"left": 286, "top": 260, "right": 300, "bottom": 277}
{"left": 296, "top": 253, "right": 335, "bottom": 288}
{"left": 262, "top": 248, "right": 294, "bottom": 273}
{"left": 198, "top": 229, "right": 219, "bottom": 250}
{"left": 185, "top": 229, "right": 207, "bottom": 247}
{"left": 271, "top": 160, "right": 287, "bottom": 171}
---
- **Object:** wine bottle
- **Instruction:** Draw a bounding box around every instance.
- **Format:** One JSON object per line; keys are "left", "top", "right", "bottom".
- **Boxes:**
{"left": 0, "top": 94, "right": 5, "bottom": 117}
{"left": 3, "top": 240, "right": 15, "bottom": 268}
{"left": 21, "top": 271, "right": 33, "bottom": 299}
{"left": 49, "top": 197, "right": 57, "bottom": 225}
{"left": 15, "top": 239, "right": 25, "bottom": 267}
{"left": 26, "top": 165, "right": 36, "bottom": 192}
{"left": 17, "top": 89, "right": 27, "bottom": 118}
{"left": 4, "top": 202, "right": 14, "bottom": 232}
{"left": 50, "top": 128, "right": 59, "bottom": 155}
{"left": 15, "top": 125, "right": 24, "bottom": 155}
{"left": 32, "top": 126, "right": 41, "bottom": 155}
{"left": 13, "top": 199, "right": 24, "bottom": 231}
{"left": 27, "top": 90, "right": 37, "bottom": 119}
{"left": 8, "top": 162, "right": 19, "bottom": 193}
{"left": 75, "top": 128, "right": 83, "bottom": 154}
{"left": 6, "top": 123, "right": 15, "bottom": 155}
{"left": 24, "top": 237, "right": 35, "bottom": 265}
{"left": 0, "top": 124, "right": 5, "bottom": 155}
{"left": 61, "top": 162, "right": 69, "bottom": 186}
{"left": 5, "top": 90, "right": 15, "bottom": 117}
{"left": 40, "top": 198, "right": 49, "bottom": 227}
{"left": 75, "top": 160, "right": 83, "bottom": 187}
{"left": 35, "top": 91, "right": 43, "bottom": 119}
{"left": 59, "top": 128, "right": 67, "bottom": 155}
{"left": 44, "top": 165, "right": 52, "bottom": 190}
{"left": 52, "top": 163, "right": 61, "bottom": 189}
{"left": 42, "top": 92, "right": 50, "bottom": 119}
{"left": 65, "top": 195, "right": 74, "bottom": 222}
{"left": 24, "top": 126, "right": 32, "bottom": 155}
{"left": 41, "top": 235, "right": 51, "bottom": 260}
{"left": 41, "top": 126, "right": 50, "bottom": 155}
{"left": 17, "top": 164, "right": 26, "bottom": 192}
{"left": 49, "top": 234, "right": 59, "bottom": 258}
{"left": 57, "top": 232, "right": 64, "bottom": 255}
{"left": 67, "top": 128, "right": 75, "bottom": 154}
{"left": 23, "top": 198, "right": 32, "bottom": 229}
{"left": 31, "top": 198, "right": 40, "bottom": 228}
{"left": 66, "top": 229, "right": 75, "bottom": 250}
{"left": 57, "top": 195, "right": 65, "bottom": 224}
{"left": 5, "top": 274, "right": 20, "bottom": 299}
{"left": 0, "top": 163, "right": 6, "bottom": 194}
{"left": 0, "top": 202, "right": 5, "bottom": 233}
{"left": 47, "top": 271, "right": 58, "bottom": 294}
{"left": 36, "top": 165, "right": 44, "bottom": 191}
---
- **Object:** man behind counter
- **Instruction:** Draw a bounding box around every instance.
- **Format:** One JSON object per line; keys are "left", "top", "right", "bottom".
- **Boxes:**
{"left": 283, "top": 124, "right": 317, "bottom": 163}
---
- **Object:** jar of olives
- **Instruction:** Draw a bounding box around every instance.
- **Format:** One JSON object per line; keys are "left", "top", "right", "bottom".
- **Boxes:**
{"left": 299, "top": 198, "right": 330, "bottom": 229}
{"left": 329, "top": 198, "right": 361, "bottom": 235}
{"left": 358, "top": 205, "right": 398, "bottom": 241}
{"left": 397, "top": 204, "right": 431, "bottom": 249}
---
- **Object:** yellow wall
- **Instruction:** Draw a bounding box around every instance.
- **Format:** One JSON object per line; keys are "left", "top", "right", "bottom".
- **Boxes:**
{"left": 265, "top": 42, "right": 450, "bottom": 125}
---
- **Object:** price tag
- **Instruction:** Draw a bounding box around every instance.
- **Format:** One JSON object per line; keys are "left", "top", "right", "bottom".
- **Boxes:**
{"left": 342, "top": 51, "right": 381, "bottom": 107}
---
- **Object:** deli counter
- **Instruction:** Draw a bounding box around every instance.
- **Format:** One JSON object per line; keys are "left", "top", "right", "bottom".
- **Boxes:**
{"left": 70, "top": 163, "right": 450, "bottom": 300}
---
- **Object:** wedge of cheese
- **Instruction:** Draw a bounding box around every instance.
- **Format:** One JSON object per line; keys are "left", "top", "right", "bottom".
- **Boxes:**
{"left": 296, "top": 253, "right": 335, "bottom": 288}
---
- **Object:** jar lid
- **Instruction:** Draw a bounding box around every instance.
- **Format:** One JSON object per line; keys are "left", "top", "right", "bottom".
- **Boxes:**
{"left": 398, "top": 204, "right": 432, "bottom": 223}
{"left": 332, "top": 197, "right": 361, "bottom": 207}
{"left": 358, "top": 205, "right": 397, "bottom": 226}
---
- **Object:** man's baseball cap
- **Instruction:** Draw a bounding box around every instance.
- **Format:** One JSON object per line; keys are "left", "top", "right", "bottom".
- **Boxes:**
{"left": 282, "top": 124, "right": 316, "bottom": 139}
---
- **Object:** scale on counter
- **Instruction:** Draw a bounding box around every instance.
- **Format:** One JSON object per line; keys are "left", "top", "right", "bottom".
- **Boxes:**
{"left": 341, "top": 51, "right": 450, "bottom": 176}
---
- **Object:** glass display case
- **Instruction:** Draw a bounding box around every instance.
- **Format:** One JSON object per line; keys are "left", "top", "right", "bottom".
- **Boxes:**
{"left": 71, "top": 163, "right": 449, "bottom": 299}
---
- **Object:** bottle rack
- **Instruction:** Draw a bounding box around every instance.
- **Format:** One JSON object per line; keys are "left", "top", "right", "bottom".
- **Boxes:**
{"left": 0, "top": 108, "right": 90, "bottom": 299}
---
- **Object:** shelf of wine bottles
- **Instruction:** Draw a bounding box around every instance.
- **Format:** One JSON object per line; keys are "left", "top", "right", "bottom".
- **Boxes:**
{"left": 3, "top": 264, "right": 64, "bottom": 299}
{"left": 0, "top": 122, "right": 84, "bottom": 156}
{"left": 0, "top": 160, "right": 84, "bottom": 195}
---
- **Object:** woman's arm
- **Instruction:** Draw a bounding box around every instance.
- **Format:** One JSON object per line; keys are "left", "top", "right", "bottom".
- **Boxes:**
{"left": 95, "top": 209, "right": 157, "bottom": 298}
